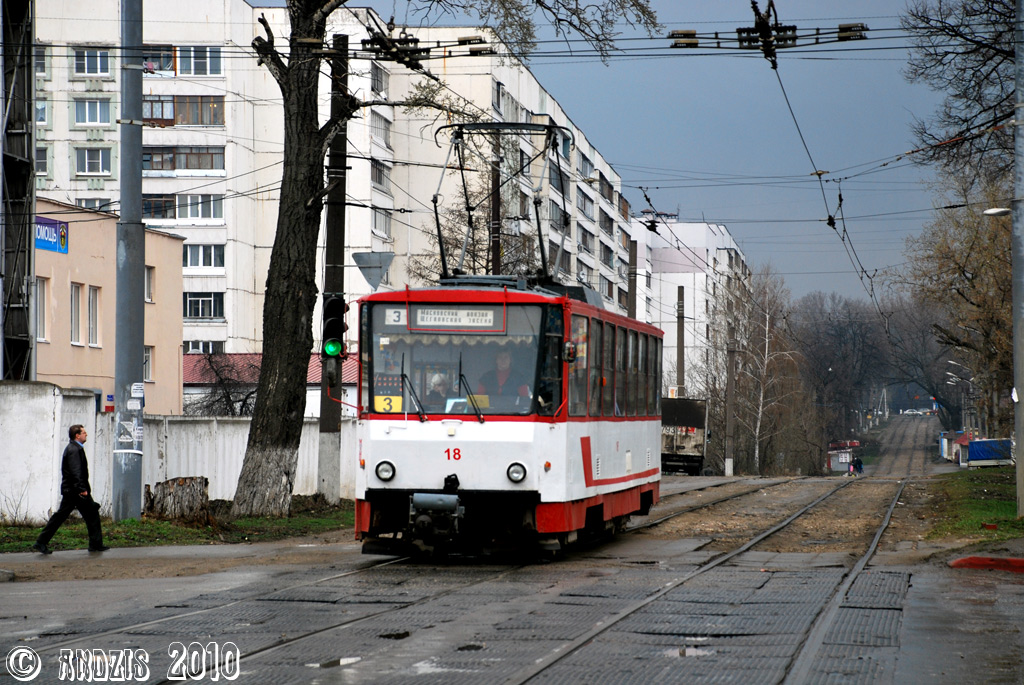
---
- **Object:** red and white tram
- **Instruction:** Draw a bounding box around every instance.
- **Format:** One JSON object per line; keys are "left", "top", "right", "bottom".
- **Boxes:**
{"left": 354, "top": 276, "right": 663, "bottom": 554}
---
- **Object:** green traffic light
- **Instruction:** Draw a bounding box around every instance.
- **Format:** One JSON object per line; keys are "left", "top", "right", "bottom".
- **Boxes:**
{"left": 323, "top": 339, "right": 344, "bottom": 357}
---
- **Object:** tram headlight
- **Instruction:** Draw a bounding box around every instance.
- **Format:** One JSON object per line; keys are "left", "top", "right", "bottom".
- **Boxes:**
{"left": 506, "top": 462, "right": 527, "bottom": 483}
{"left": 375, "top": 460, "right": 396, "bottom": 482}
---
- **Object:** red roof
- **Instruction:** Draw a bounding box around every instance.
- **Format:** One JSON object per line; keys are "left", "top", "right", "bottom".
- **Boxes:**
{"left": 183, "top": 353, "right": 358, "bottom": 385}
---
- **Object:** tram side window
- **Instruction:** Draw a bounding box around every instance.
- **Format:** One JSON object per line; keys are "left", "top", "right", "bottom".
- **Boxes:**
{"left": 569, "top": 316, "right": 589, "bottom": 416}
{"left": 615, "top": 326, "right": 627, "bottom": 416}
{"left": 637, "top": 333, "right": 648, "bottom": 416}
{"left": 602, "top": 323, "right": 616, "bottom": 416}
{"left": 647, "top": 336, "right": 657, "bottom": 413}
{"left": 628, "top": 330, "right": 639, "bottom": 416}
{"left": 589, "top": 319, "right": 603, "bottom": 417}
{"left": 653, "top": 337, "right": 663, "bottom": 413}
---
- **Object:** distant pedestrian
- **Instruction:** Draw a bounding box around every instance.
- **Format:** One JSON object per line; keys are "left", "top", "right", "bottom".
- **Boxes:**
{"left": 31, "top": 424, "right": 108, "bottom": 554}
{"left": 853, "top": 457, "right": 863, "bottom": 475}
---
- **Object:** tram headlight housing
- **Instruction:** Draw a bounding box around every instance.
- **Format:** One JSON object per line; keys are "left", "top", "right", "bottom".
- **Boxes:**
{"left": 375, "top": 460, "right": 396, "bottom": 482}
{"left": 506, "top": 462, "right": 527, "bottom": 483}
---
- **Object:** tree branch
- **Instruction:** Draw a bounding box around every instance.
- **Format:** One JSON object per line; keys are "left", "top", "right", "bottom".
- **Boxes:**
{"left": 253, "top": 13, "right": 289, "bottom": 89}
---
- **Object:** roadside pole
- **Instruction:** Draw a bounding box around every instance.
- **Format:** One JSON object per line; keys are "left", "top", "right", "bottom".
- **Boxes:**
{"left": 317, "top": 34, "right": 348, "bottom": 503}
{"left": 112, "top": 0, "right": 144, "bottom": 520}
{"left": 1014, "top": 0, "right": 1024, "bottom": 516}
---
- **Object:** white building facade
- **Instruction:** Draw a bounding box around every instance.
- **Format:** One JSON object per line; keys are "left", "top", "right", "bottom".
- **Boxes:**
{"left": 36, "top": 2, "right": 745, "bottom": 398}
{"left": 633, "top": 212, "right": 750, "bottom": 397}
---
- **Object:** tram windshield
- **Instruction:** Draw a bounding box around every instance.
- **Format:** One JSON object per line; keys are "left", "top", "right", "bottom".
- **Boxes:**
{"left": 365, "top": 302, "right": 557, "bottom": 416}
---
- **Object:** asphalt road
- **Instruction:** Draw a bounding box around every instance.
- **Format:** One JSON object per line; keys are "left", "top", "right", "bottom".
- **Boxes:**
{"left": 2, "top": 430, "right": 1023, "bottom": 683}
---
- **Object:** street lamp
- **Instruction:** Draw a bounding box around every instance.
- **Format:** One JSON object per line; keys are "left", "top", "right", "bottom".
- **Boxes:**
{"left": 984, "top": 207, "right": 1012, "bottom": 217}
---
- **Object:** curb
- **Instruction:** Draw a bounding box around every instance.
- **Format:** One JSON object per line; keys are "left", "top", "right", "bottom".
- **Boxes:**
{"left": 949, "top": 556, "right": 1024, "bottom": 573}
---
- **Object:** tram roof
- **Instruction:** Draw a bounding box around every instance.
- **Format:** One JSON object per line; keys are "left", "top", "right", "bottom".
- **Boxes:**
{"left": 361, "top": 277, "right": 663, "bottom": 337}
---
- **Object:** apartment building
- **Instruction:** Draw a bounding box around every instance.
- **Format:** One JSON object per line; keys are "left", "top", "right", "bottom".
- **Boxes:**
{"left": 40, "top": 3, "right": 765, "bottom": 411}
{"left": 636, "top": 212, "right": 750, "bottom": 396}
{"left": 34, "top": 198, "right": 184, "bottom": 414}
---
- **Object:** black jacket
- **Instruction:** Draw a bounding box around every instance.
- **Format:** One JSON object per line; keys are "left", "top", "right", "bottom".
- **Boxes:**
{"left": 60, "top": 440, "right": 91, "bottom": 496}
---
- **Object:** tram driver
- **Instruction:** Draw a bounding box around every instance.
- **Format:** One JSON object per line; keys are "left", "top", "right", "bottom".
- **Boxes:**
{"left": 477, "top": 348, "right": 530, "bottom": 409}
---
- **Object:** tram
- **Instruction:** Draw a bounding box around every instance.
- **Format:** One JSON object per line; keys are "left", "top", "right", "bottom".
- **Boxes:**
{"left": 354, "top": 276, "right": 663, "bottom": 554}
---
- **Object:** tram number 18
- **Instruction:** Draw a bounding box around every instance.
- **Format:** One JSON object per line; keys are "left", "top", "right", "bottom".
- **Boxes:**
{"left": 445, "top": 448, "right": 462, "bottom": 461}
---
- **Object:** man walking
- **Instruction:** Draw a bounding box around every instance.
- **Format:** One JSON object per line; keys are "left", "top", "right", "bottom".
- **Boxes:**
{"left": 32, "top": 424, "right": 108, "bottom": 554}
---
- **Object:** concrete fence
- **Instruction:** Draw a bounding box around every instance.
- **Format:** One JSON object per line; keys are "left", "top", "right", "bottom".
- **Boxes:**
{"left": 0, "top": 381, "right": 356, "bottom": 525}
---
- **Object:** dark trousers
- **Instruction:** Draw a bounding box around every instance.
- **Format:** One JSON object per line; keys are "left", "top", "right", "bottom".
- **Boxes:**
{"left": 36, "top": 494, "right": 103, "bottom": 549}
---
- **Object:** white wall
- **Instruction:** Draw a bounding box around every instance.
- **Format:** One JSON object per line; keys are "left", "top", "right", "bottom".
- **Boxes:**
{"left": 1, "top": 382, "right": 357, "bottom": 525}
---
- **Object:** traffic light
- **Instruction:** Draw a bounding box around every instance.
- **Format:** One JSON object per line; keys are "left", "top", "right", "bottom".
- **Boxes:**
{"left": 321, "top": 296, "right": 349, "bottom": 358}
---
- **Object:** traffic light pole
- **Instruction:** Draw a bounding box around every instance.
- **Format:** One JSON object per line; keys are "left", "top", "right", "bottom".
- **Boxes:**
{"left": 318, "top": 34, "right": 348, "bottom": 503}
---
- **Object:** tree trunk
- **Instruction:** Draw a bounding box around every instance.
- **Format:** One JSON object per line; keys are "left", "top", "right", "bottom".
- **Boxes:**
{"left": 145, "top": 477, "right": 211, "bottom": 525}
{"left": 231, "top": 5, "right": 329, "bottom": 518}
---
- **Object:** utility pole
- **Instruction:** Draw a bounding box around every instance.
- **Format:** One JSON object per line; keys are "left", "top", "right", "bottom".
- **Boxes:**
{"left": 725, "top": 341, "right": 738, "bottom": 476}
{"left": 112, "top": 0, "right": 144, "bottom": 521}
{"left": 490, "top": 136, "right": 501, "bottom": 275}
{"left": 1015, "top": 0, "right": 1024, "bottom": 516}
{"left": 318, "top": 34, "right": 348, "bottom": 503}
{"left": 676, "top": 286, "right": 685, "bottom": 395}
{"left": 627, "top": 240, "right": 637, "bottom": 319}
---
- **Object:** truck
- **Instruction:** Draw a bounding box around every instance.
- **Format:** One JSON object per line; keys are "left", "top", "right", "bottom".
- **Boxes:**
{"left": 661, "top": 398, "right": 708, "bottom": 476}
{"left": 966, "top": 438, "right": 1015, "bottom": 468}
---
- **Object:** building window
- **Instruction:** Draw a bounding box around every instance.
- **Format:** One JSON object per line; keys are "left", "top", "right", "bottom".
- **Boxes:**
{"left": 77, "top": 198, "right": 111, "bottom": 211}
{"left": 178, "top": 146, "right": 224, "bottom": 170}
{"left": 552, "top": 200, "right": 569, "bottom": 235}
{"left": 74, "top": 148, "right": 112, "bottom": 175}
{"left": 35, "top": 99, "right": 47, "bottom": 126}
{"left": 74, "top": 99, "right": 111, "bottom": 125}
{"left": 577, "top": 152, "right": 594, "bottom": 179}
{"left": 142, "top": 194, "right": 176, "bottom": 219}
{"left": 145, "top": 266, "right": 155, "bottom": 302}
{"left": 599, "top": 210, "right": 614, "bottom": 236}
{"left": 35, "top": 146, "right": 47, "bottom": 175}
{"left": 176, "top": 194, "right": 223, "bottom": 219}
{"left": 370, "top": 112, "right": 392, "bottom": 148}
{"left": 70, "top": 283, "right": 82, "bottom": 344}
{"left": 175, "top": 95, "right": 224, "bottom": 126}
{"left": 519, "top": 149, "right": 531, "bottom": 181}
{"left": 143, "top": 346, "right": 153, "bottom": 381}
{"left": 599, "top": 275, "right": 613, "bottom": 301}
{"left": 142, "top": 95, "right": 174, "bottom": 126}
{"left": 576, "top": 191, "right": 594, "bottom": 220}
{"left": 35, "top": 278, "right": 47, "bottom": 341}
{"left": 371, "top": 208, "right": 392, "bottom": 239}
{"left": 88, "top": 286, "right": 100, "bottom": 346}
{"left": 549, "top": 166, "right": 569, "bottom": 196}
{"left": 492, "top": 79, "right": 504, "bottom": 113}
{"left": 371, "top": 62, "right": 389, "bottom": 96}
{"left": 34, "top": 44, "right": 47, "bottom": 75}
{"left": 182, "top": 244, "right": 225, "bottom": 267}
{"left": 600, "top": 243, "right": 614, "bottom": 268}
{"left": 142, "top": 45, "right": 174, "bottom": 73}
{"left": 143, "top": 146, "right": 225, "bottom": 171}
{"left": 142, "top": 147, "right": 174, "bottom": 170}
{"left": 371, "top": 160, "right": 391, "bottom": 193}
{"left": 599, "top": 173, "right": 614, "bottom": 202}
{"left": 183, "top": 292, "right": 224, "bottom": 319}
{"left": 185, "top": 340, "right": 223, "bottom": 354}
{"left": 178, "top": 46, "right": 222, "bottom": 76}
{"left": 576, "top": 261, "right": 592, "bottom": 285}
{"left": 579, "top": 227, "right": 595, "bottom": 254}
{"left": 74, "top": 48, "right": 110, "bottom": 76}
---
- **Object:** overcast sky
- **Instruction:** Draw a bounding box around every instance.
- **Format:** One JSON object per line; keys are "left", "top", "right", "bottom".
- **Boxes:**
{"left": 364, "top": 1, "right": 945, "bottom": 300}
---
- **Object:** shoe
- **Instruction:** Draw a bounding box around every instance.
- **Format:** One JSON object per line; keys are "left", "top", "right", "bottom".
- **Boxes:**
{"left": 31, "top": 542, "right": 52, "bottom": 555}
{"left": 88, "top": 545, "right": 110, "bottom": 552}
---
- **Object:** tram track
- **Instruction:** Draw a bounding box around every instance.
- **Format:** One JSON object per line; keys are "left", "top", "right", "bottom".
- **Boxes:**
{"left": 11, "top": 428, "right": 933, "bottom": 684}
{"left": 502, "top": 477, "right": 910, "bottom": 684}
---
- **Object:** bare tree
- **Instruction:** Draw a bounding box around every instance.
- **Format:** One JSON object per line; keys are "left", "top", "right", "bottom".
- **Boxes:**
{"left": 902, "top": 0, "right": 1014, "bottom": 179}
{"left": 883, "top": 172, "right": 1013, "bottom": 434}
{"left": 184, "top": 353, "right": 260, "bottom": 417}
{"left": 233, "top": 0, "right": 660, "bottom": 516}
